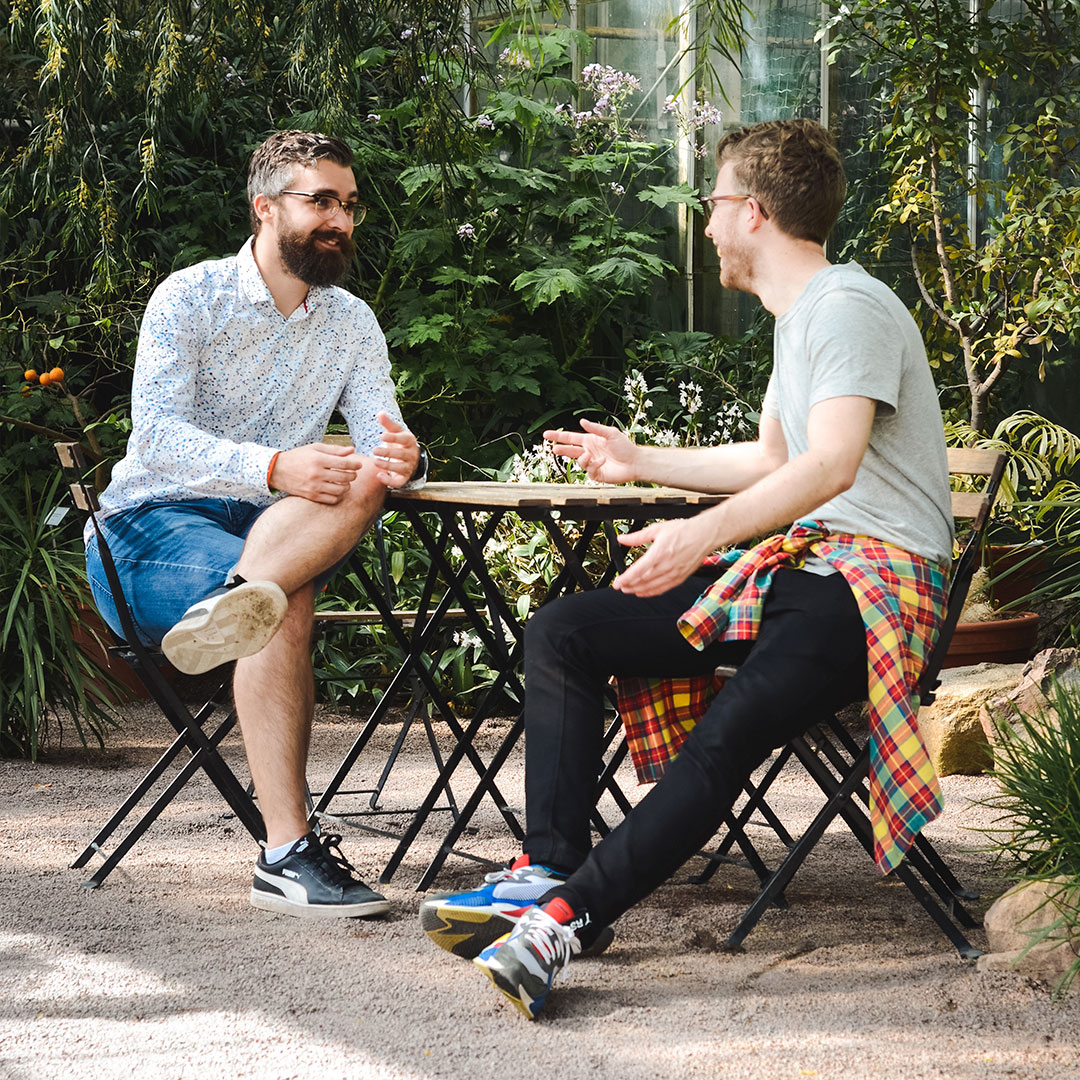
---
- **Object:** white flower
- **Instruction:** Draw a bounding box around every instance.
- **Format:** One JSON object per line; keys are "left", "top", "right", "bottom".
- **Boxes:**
{"left": 400, "top": 27, "right": 415, "bottom": 40}
{"left": 366, "top": 113, "right": 380, "bottom": 123}
{"left": 498, "top": 47, "right": 532, "bottom": 70}
{"left": 474, "top": 114, "right": 495, "bottom": 131}
{"left": 679, "top": 380, "right": 702, "bottom": 415}
{"left": 609, "top": 182, "right": 625, "bottom": 195}
{"left": 456, "top": 222, "right": 476, "bottom": 239}
{"left": 624, "top": 369, "right": 648, "bottom": 400}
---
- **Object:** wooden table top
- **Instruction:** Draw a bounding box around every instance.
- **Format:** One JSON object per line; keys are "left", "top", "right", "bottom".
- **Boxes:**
{"left": 388, "top": 480, "right": 728, "bottom": 510}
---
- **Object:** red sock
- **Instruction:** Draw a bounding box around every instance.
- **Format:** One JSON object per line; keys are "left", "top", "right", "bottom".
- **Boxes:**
{"left": 543, "top": 896, "right": 576, "bottom": 924}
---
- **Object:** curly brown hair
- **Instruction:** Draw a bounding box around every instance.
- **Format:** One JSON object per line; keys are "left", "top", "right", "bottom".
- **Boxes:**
{"left": 246, "top": 130, "right": 354, "bottom": 234}
{"left": 715, "top": 119, "right": 846, "bottom": 245}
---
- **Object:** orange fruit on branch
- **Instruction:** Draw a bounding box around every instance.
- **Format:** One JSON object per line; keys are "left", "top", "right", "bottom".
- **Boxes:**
{"left": 23, "top": 369, "right": 38, "bottom": 382}
{"left": 38, "top": 372, "right": 51, "bottom": 386}
{"left": 49, "top": 367, "right": 64, "bottom": 382}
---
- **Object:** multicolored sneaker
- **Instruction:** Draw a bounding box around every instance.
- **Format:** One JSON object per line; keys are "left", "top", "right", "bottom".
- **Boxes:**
{"left": 419, "top": 855, "right": 565, "bottom": 959}
{"left": 473, "top": 897, "right": 584, "bottom": 1019}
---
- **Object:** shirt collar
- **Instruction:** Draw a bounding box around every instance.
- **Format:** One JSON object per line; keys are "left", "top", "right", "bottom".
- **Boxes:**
{"left": 236, "top": 236, "right": 332, "bottom": 317}
{"left": 237, "top": 236, "right": 277, "bottom": 310}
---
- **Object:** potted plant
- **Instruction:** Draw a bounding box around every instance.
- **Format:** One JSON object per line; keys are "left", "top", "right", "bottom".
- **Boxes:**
{"left": 941, "top": 411, "right": 1080, "bottom": 666}
{"left": 950, "top": 409, "right": 1080, "bottom": 597}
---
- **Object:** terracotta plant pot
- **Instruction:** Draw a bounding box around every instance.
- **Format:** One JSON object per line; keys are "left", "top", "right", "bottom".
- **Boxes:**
{"left": 71, "top": 604, "right": 163, "bottom": 702}
{"left": 984, "top": 543, "right": 1048, "bottom": 608}
{"left": 943, "top": 611, "right": 1041, "bottom": 669}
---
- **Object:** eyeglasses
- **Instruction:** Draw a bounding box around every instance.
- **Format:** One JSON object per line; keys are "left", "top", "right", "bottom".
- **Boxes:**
{"left": 279, "top": 191, "right": 369, "bottom": 224}
{"left": 698, "top": 193, "right": 769, "bottom": 219}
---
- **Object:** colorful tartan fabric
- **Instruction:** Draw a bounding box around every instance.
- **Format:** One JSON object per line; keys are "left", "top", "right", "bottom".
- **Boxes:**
{"left": 615, "top": 521, "right": 949, "bottom": 873}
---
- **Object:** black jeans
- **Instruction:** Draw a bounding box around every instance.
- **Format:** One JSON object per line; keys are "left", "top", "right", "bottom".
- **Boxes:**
{"left": 521, "top": 567, "right": 869, "bottom": 932}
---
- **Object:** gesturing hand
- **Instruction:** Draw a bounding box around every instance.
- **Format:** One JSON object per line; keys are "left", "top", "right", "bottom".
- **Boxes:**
{"left": 372, "top": 412, "right": 421, "bottom": 489}
{"left": 612, "top": 513, "right": 721, "bottom": 597}
{"left": 542, "top": 419, "right": 639, "bottom": 484}
{"left": 270, "top": 442, "right": 367, "bottom": 504}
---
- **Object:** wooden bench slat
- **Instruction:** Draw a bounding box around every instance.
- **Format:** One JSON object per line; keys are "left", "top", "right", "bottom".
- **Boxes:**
{"left": 316, "top": 608, "right": 478, "bottom": 626}
{"left": 946, "top": 447, "right": 1004, "bottom": 476}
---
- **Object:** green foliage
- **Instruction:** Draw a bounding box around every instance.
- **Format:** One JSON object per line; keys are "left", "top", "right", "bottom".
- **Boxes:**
{"left": 1, "top": 1, "right": 717, "bottom": 477}
{"left": 825, "top": 0, "right": 1080, "bottom": 433}
{"left": 370, "top": 29, "right": 692, "bottom": 466}
{"left": 945, "top": 410, "right": 1080, "bottom": 541}
{"left": 1, "top": 0, "right": 745, "bottom": 730}
{"left": 983, "top": 679, "right": 1080, "bottom": 994}
{"left": 0, "top": 474, "right": 118, "bottom": 759}
{"left": 616, "top": 317, "right": 773, "bottom": 444}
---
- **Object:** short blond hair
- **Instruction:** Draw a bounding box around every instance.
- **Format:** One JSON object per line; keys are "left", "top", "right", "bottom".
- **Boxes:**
{"left": 715, "top": 119, "right": 846, "bottom": 245}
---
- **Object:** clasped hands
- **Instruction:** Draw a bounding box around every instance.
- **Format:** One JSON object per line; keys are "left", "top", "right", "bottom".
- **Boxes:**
{"left": 270, "top": 412, "right": 420, "bottom": 505}
{"left": 543, "top": 419, "right": 722, "bottom": 598}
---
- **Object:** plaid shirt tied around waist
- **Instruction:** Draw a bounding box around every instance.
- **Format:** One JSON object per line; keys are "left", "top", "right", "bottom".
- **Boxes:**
{"left": 615, "top": 521, "right": 949, "bottom": 873}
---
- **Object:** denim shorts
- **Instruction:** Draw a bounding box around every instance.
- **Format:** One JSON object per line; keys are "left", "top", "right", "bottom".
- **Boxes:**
{"left": 85, "top": 498, "right": 344, "bottom": 646}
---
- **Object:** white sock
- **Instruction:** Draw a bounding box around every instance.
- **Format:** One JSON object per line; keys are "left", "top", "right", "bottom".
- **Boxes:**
{"left": 263, "top": 839, "right": 299, "bottom": 863}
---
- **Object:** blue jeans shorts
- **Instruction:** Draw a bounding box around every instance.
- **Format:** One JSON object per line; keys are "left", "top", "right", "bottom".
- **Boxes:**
{"left": 85, "top": 498, "right": 344, "bottom": 646}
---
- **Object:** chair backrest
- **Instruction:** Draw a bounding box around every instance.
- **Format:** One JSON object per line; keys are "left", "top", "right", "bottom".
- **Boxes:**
{"left": 54, "top": 442, "right": 147, "bottom": 655}
{"left": 916, "top": 446, "right": 1007, "bottom": 704}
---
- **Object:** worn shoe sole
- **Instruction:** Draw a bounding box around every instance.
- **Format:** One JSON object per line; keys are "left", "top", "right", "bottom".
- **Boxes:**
{"left": 421, "top": 902, "right": 520, "bottom": 958}
{"left": 249, "top": 887, "right": 390, "bottom": 920}
{"left": 161, "top": 581, "right": 288, "bottom": 675}
{"left": 421, "top": 900, "right": 614, "bottom": 960}
{"left": 473, "top": 950, "right": 545, "bottom": 1020}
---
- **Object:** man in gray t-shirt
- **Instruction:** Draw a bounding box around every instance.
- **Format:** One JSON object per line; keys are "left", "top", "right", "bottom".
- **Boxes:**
{"left": 764, "top": 259, "right": 953, "bottom": 571}
{"left": 423, "top": 120, "right": 954, "bottom": 1020}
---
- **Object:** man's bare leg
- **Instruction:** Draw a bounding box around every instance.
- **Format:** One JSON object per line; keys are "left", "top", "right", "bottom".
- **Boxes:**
{"left": 231, "top": 468, "right": 385, "bottom": 844}
{"left": 233, "top": 583, "right": 316, "bottom": 847}
{"left": 233, "top": 461, "right": 386, "bottom": 595}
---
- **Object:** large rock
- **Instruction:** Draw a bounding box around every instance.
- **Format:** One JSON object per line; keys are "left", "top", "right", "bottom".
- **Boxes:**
{"left": 980, "top": 648, "right": 1080, "bottom": 751}
{"left": 977, "top": 878, "right": 1080, "bottom": 988}
{"left": 917, "top": 662, "right": 1026, "bottom": 775}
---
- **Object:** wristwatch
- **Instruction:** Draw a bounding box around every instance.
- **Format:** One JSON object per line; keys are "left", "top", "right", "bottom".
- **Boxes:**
{"left": 403, "top": 445, "right": 429, "bottom": 490}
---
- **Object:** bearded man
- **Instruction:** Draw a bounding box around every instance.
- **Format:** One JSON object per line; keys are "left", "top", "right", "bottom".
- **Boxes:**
{"left": 85, "top": 130, "right": 425, "bottom": 919}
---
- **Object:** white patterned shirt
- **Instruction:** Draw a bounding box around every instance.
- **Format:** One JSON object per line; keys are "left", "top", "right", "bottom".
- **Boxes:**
{"left": 97, "top": 238, "right": 408, "bottom": 519}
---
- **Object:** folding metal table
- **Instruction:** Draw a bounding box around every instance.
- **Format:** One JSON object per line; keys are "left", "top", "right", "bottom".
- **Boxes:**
{"left": 312, "top": 481, "right": 724, "bottom": 888}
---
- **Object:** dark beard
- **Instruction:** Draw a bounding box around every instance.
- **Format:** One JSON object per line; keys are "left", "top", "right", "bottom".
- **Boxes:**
{"left": 277, "top": 227, "right": 355, "bottom": 287}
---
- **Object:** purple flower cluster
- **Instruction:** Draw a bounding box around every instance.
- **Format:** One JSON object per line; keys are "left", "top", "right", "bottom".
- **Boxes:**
{"left": 456, "top": 222, "right": 476, "bottom": 240}
{"left": 565, "top": 65, "right": 643, "bottom": 131}
{"left": 473, "top": 114, "right": 495, "bottom": 131}
{"left": 581, "top": 64, "right": 641, "bottom": 102}
{"left": 663, "top": 95, "right": 723, "bottom": 158}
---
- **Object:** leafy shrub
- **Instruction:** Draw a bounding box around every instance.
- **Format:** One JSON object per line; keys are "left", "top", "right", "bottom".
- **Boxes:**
{"left": 0, "top": 474, "right": 118, "bottom": 758}
{"left": 983, "top": 679, "right": 1080, "bottom": 994}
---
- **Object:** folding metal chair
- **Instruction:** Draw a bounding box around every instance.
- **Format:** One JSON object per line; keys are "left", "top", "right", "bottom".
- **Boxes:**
{"left": 54, "top": 443, "right": 265, "bottom": 888}
{"left": 689, "top": 446, "right": 1007, "bottom": 957}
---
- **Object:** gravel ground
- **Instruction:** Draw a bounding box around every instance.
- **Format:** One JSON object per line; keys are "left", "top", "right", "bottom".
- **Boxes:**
{"left": 2, "top": 699, "right": 1078, "bottom": 1080}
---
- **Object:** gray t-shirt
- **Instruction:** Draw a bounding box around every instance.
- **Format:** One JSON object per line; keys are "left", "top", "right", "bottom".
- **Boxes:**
{"left": 761, "top": 262, "right": 953, "bottom": 567}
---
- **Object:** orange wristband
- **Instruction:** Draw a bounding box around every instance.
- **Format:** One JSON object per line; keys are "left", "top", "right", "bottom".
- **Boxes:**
{"left": 267, "top": 451, "right": 281, "bottom": 491}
